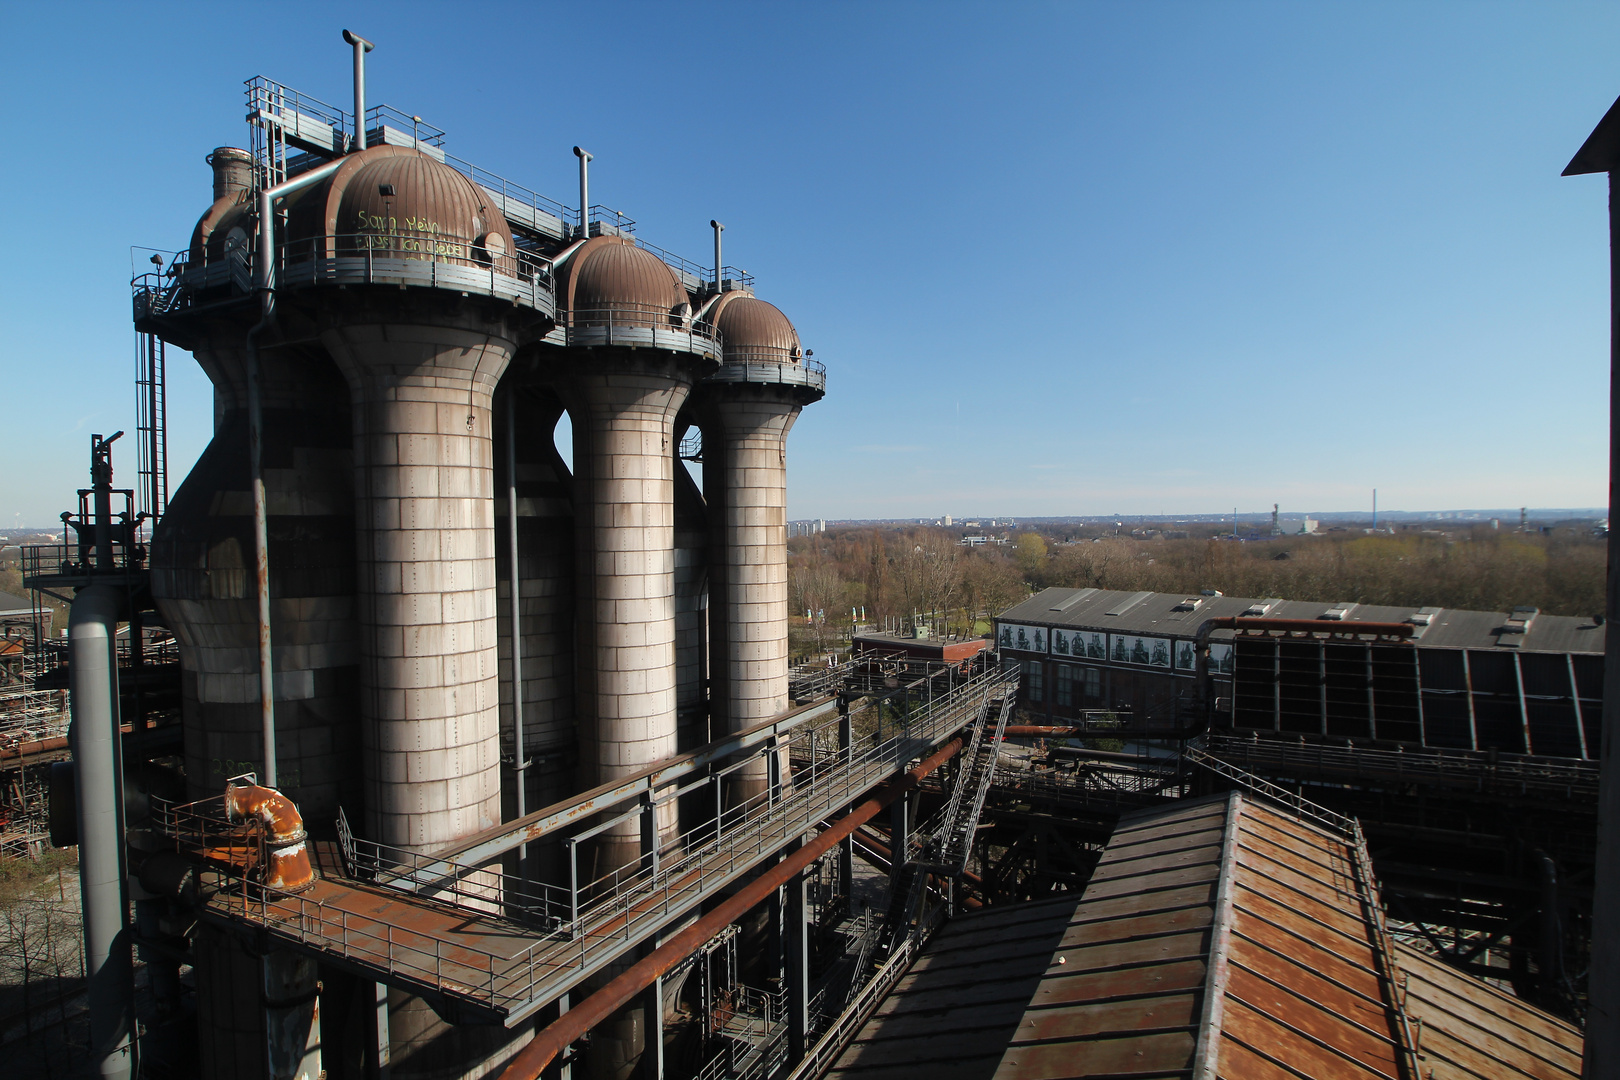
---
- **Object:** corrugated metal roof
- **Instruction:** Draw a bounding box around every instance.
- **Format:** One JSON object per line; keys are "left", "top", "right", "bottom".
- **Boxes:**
{"left": 1397, "top": 943, "right": 1581, "bottom": 1080}
{"left": 819, "top": 792, "right": 1584, "bottom": 1080}
{"left": 997, "top": 588, "right": 1604, "bottom": 655}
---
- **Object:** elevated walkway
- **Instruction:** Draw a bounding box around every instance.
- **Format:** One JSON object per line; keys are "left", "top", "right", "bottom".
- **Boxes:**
{"left": 171, "top": 665, "right": 1018, "bottom": 1027}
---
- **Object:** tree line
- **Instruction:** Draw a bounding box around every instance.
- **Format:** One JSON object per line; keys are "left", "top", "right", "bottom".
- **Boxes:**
{"left": 787, "top": 524, "right": 1605, "bottom": 660}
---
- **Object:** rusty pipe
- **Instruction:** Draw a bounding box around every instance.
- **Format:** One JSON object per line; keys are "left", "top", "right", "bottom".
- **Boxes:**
{"left": 224, "top": 782, "right": 316, "bottom": 893}
{"left": 496, "top": 736, "right": 967, "bottom": 1080}
{"left": 1000, "top": 726, "right": 1082, "bottom": 737}
{"left": 1200, "top": 617, "right": 1415, "bottom": 638}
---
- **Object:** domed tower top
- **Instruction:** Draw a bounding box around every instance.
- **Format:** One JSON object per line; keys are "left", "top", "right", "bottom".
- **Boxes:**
{"left": 286, "top": 144, "right": 515, "bottom": 271}
{"left": 551, "top": 235, "right": 719, "bottom": 359}
{"left": 709, "top": 293, "right": 801, "bottom": 364}
{"left": 704, "top": 291, "right": 824, "bottom": 398}
{"left": 561, "top": 235, "right": 688, "bottom": 318}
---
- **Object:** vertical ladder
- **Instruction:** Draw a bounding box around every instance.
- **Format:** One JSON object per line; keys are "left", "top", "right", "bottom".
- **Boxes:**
{"left": 135, "top": 331, "right": 168, "bottom": 521}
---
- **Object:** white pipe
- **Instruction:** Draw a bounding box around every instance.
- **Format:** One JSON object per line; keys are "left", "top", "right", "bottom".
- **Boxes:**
{"left": 574, "top": 146, "right": 592, "bottom": 238}
{"left": 342, "top": 30, "right": 375, "bottom": 152}
{"left": 506, "top": 390, "right": 528, "bottom": 878}
{"left": 245, "top": 155, "right": 348, "bottom": 786}
{"left": 710, "top": 220, "right": 724, "bottom": 289}
{"left": 70, "top": 582, "right": 134, "bottom": 1080}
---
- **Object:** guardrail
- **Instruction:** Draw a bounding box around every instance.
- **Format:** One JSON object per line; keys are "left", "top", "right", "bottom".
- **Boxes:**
{"left": 1184, "top": 744, "right": 1356, "bottom": 838}
{"left": 707, "top": 358, "right": 827, "bottom": 393}
{"left": 260, "top": 664, "right": 1015, "bottom": 1022}
{"left": 1203, "top": 732, "right": 1598, "bottom": 796}
{"left": 553, "top": 305, "right": 722, "bottom": 358}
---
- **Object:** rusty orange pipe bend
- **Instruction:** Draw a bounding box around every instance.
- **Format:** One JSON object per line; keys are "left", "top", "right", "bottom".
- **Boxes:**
{"left": 496, "top": 735, "right": 968, "bottom": 1080}
{"left": 223, "top": 782, "right": 317, "bottom": 893}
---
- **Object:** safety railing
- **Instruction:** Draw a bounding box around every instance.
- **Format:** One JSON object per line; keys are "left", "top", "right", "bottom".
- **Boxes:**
{"left": 1203, "top": 732, "right": 1598, "bottom": 797}
{"left": 786, "top": 895, "right": 946, "bottom": 1080}
{"left": 707, "top": 357, "right": 827, "bottom": 393}
{"left": 1184, "top": 744, "right": 1356, "bottom": 838}
{"left": 304, "top": 663, "right": 1013, "bottom": 1020}
{"left": 554, "top": 305, "right": 722, "bottom": 357}
{"left": 365, "top": 104, "right": 446, "bottom": 149}
{"left": 1349, "top": 822, "right": 1424, "bottom": 1080}
{"left": 272, "top": 231, "right": 553, "bottom": 310}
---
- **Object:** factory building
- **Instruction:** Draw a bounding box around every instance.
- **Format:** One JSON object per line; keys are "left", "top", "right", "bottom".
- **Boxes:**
{"left": 996, "top": 586, "right": 1603, "bottom": 758}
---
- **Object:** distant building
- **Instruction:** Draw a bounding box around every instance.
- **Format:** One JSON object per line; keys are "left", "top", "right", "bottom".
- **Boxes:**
{"left": 996, "top": 587, "right": 1602, "bottom": 760}
{"left": 789, "top": 519, "right": 826, "bottom": 537}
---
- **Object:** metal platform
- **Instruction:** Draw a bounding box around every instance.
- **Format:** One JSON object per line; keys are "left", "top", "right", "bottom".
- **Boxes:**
{"left": 173, "top": 664, "right": 1018, "bottom": 1027}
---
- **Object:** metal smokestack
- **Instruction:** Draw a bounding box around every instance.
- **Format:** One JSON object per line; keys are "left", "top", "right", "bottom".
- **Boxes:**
{"left": 574, "top": 146, "right": 592, "bottom": 238}
{"left": 342, "top": 30, "right": 375, "bottom": 152}
{"left": 711, "top": 220, "right": 724, "bottom": 289}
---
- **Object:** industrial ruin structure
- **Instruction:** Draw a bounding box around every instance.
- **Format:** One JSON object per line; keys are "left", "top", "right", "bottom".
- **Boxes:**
{"left": 11, "top": 29, "right": 1618, "bottom": 1080}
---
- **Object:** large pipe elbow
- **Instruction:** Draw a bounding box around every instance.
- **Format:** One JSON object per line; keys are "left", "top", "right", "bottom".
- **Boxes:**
{"left": 224, "top": 782, "right": 317, "bottom": 893}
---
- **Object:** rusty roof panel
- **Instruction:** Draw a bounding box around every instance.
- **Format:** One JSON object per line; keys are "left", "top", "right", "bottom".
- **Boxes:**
{"left": 1395, "top": 943, "right": 1581, "bottom": 1080}
{"left": 816, "top": 792, "right": 1585, "bottom": 1080}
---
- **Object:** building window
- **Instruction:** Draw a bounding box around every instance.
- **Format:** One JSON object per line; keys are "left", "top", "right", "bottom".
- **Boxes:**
{"left": 1025, "top": 660, "right": 1043, "bottom": 703}
{"left": 1083, "top": 666, "right": 1101, "bottom": 703}
{"left": 1056, "top": 664, "right": 1074, "bottom": 708}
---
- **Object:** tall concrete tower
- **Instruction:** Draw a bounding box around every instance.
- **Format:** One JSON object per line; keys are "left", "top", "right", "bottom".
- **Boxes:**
{"left": 148, "top": 149, "right": 360, "bottom": 822}
{"left": 696, "top": 293, "right": 825, "bottom": 805}
{"left": 295, "top": 144, "right": 545, "bottom": 854}
{"left": 543, "top": 234, "right": 721, "bottom": 878}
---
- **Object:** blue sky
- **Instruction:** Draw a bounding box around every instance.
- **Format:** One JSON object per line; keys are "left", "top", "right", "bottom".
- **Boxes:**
{"left": 2, "top": 2, "right": 1616, "bottom": 527}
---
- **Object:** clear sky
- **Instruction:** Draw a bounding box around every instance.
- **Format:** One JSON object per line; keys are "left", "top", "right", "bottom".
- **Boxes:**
{"left": 2, "top": 1, "right": 1616, "bottom": 528}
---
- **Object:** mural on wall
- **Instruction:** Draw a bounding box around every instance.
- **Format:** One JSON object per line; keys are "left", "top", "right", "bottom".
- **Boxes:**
{"left": 1209, "top": 642, "right": 1235, "bottom": 676}
{"left": 1175, "top": 640, "right": 1196, "bottom": 671}
{"left": 1111, "top": 633, "right": 1173, "bottom": 669}
{"left": 997, "top": 623, "right": 1049, "bottom": 653}
{"left": 1079, "top": 631, "right": 1107, "bottom": 660}
{"left": 1052, "top": 628, "right": 1074, "bottom": 656}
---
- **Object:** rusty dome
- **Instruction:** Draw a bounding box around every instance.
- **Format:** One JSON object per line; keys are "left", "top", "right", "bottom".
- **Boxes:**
{"left": 561, "top": 235, "right": 688, "bottom": 319}
{"left": 286, "top": 144, "right": 515, "bottom": 269}
{"left": 711, "top": 293, "right": 801, "bottom": 362}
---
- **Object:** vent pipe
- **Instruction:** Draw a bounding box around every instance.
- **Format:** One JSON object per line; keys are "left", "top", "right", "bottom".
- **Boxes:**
{"left": 207, "top": 147, "right": 255, "bottom": 202}
{"left": 342, "top": 29, "right": 374, "bottom": 152}
{"left": 710, "top": 220, "right": 724, "bottom": 289}
{"left": 574, "top": 146, "right": 592, "bottom": 238}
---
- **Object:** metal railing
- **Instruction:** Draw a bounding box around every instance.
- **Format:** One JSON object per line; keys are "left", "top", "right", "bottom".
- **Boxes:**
{"left": 707, "top": 357, "right": 827, "bottom": 392}
{"left": 786, "top": 898, "right": 945, "bottom": 1080}
{"left": 209, "top": 664, "right": 1013, "bottom": 1024}
{"left": 141, "top": 232, "right": 555, "bottom": 316}
{"left": 1204, "top": 732, "right": 1598, "bottom": 797}
{"left": 553, "top": 305, "right": 722, "bottom": 357}
{"left": 1184, "top": 744, "right": 1356, "bottom": 838}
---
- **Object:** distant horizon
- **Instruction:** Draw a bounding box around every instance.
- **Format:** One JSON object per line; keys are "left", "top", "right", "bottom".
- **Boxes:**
{"left": 4, "top": 506, "right": 1605, "bottom": 537}
{"left": 786, "top": 507, "right": 1609, "bottom": 525}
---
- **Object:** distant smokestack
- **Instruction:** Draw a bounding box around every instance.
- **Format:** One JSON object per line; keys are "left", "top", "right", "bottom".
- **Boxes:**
{"left": 207, "top": 147, "right": 254, "bottom": 202}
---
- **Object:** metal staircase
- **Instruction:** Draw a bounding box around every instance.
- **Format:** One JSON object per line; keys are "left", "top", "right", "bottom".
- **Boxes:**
{"left": 914, "top": 683, "right": 1015, "bottom": 876}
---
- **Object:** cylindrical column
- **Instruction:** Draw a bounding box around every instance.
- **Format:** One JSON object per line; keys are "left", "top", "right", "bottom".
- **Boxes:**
{"left": 69, "top": 582, "right": 134, "bottom": 1080}
{"left": 322, "top": 316, "right": 515, "bottom": 852}
{"left": 702, "top": 387, "right": 801, "bottom": 804}
{"left": 560, "top": 352, "right": 696, "bottom": 878}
